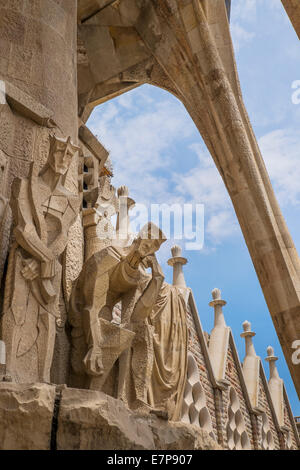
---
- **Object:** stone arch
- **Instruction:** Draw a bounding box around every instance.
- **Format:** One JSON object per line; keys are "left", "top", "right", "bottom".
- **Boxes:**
{"left": 77, "top": 0, "right": 300, "bottom": 397}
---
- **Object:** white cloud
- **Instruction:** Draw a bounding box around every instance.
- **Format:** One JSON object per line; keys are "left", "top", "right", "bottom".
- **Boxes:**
{"left": 230, "top": 23, "right": 255, "bottom": 52}
{"left": 88, "top": 88, "right": 194, "bottom": 205}
{"left": 87, "top": 87, "right": 239, "bottom": 255}
{"left": 173, "top": 144, "right": 238, "bottom": 246}
{"left": 207, "top": 211, "right": 238, "bottom": 244}
{"left": 230, "top": 0, "right": 286, "bottom": 52}
{"left": 88, "top": 83, "right": 300, "bottom": 259}
{"left": 231, "top": 0, "right": 283, "bottom": 24}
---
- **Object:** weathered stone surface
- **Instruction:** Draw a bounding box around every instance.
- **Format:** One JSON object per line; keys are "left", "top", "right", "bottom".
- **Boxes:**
{"left": 0, "top": 384, "right": 220, "bottom": 450}
{"left": 150, "top": 419, "right": 221, "bottom": 451}
{"left": 1, "top": 135, "right": 80, "bottom": 384}
{"left": 57, "top": 388, "right": 220, "bottom": 450}
{"left": 57, "top": 388, "right": 155, "bottom": 450}
{"left": 0, "top": 383, "right": 56, "bottom": 450}
{"left": 77, "top": 0, "right": 300, "bottom": 399}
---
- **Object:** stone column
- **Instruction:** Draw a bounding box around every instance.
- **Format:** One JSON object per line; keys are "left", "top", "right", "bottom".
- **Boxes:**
{"left": 167, "top": 245, "right": 187, "bottom": 288}
{"left": 116, "top": 186, "right": 135, "bottom": 247}
{"left": 0, "top": 1, "right": 80, "bottom": 384}
{"left": 0, "top": 0, "right": 78, "bottom": 139}
{"left": 0, "top": 0, "right": 79, "bottom": 285}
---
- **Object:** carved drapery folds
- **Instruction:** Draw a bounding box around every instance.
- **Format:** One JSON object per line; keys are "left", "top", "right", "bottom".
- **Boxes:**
{"left": 1, "top": 136, "right": 80, "bottom": 383}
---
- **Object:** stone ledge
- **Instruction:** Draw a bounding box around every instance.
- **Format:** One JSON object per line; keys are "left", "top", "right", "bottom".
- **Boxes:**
{"left": 0, "top": 382, "right": 56, "bottom": 450}
{"left": 57, "top": 388, "right": 221, "bottom": 450}
{"left": 0, "top": 384, "right": 221, "bottom": 450}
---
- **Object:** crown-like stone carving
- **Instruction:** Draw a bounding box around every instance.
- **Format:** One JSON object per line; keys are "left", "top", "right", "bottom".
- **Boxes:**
{"left": 117, "top": 185, "right": 129, "bottom": 197}
{"left": 116, "top": 185, "right": 135, "bottom": 247}
{"left": 171, "top": 245, "right": 182, "bottom": 258}
{"left": 168, "top": 245, "right": 188, "bottom": 288}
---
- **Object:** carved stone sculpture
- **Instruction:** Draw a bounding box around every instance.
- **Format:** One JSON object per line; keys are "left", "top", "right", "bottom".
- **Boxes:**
{"left": 145, "top": 282, "right": 188, "bottom": 421}
{"left": 69, "top": 222, "right": 166, "bottom": 391}
{"left": 69, "top": 218, "right": 188, "bottom": 421}
{"left": 1, "top": 136, "right": 80, "bottom": 383}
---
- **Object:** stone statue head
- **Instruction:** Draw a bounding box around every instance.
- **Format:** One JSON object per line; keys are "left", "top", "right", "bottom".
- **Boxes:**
{"left": 48, "top": 135, "right": 80, "bottom": 176}
{"left": 134, "top": 222, "right": 167, "bottom": 259}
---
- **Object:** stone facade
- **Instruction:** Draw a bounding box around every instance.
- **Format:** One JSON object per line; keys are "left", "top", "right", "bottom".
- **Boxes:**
{"left": 0, "top": 0, "right": 298, "bottom": 451}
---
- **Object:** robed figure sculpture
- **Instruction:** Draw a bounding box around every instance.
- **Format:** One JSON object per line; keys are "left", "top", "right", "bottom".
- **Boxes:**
{"left": 1, "top": 135, "right": 79, "bottom": 383}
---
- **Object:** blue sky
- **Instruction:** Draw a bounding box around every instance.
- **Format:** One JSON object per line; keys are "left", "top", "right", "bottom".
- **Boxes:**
{"left": 87, "top": 0, "right": 300, "bottom": 414}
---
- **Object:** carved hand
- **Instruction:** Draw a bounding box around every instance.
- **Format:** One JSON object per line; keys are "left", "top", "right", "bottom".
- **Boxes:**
{"left": 144, "top": 253, "right": 164, "bottom": 280}
{"left": 21, "top": 258, "right": 39, "bottom": 281}
{"left": 83, "top": 347, "right": 104, "bottom": 377}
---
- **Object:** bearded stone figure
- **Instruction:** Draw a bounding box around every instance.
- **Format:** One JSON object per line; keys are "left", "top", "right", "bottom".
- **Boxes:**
{"left": 1, "top": 136, "right": 80, "bottom": 383}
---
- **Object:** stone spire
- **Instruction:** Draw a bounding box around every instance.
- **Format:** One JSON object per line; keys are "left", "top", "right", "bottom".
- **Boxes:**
{"left": 208, "top": 289, "right": 230, "bottom": 382}
{"left": 241, "top": 321, "right": 256, "bottom": 357}
{"left": 116, "top": 186, "right": 135, "bottom": 246}
{"left": 167, "top": 245, "right": 188, "bottom": 288}
{"left": 209, "top": 288, "right": 227, "bottom": 328}
{"left": 265, "top": 346, "right": 284, "bottom": 426}
{"left": 241, "top": 321, "right": 260, "bottom": 409}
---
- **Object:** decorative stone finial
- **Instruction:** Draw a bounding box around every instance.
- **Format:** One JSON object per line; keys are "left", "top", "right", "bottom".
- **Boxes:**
{"left": 242, "top": 320, "right": 251, "bottom": 332}
{"left": 168, "top": 245, "right": 188, "bottom": 288}
{"left": 209, "top": 288, "right": 226, "bottom": 307}
{"left": 212, "top": 288, "right": 221, "bottom": 301}
{"left": 265, "top": 345, "right": 280, "bottom": 382}
{"left": 240, "top": 320, "right": 255, "bottom": 339}
{"left": 265, "top": 345, "right": 284, "bottom": 426}
{"left": 209, "top": 288, "right": 227, "bottom": 328}
{"left": 208, "top": 288, "right": 229, "bottom": 381}
{"left": 266, "top": 345, "right": 278, "bottom": 362}
{"left": 241, "top": 320, "right": 256, "bottom": 357}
